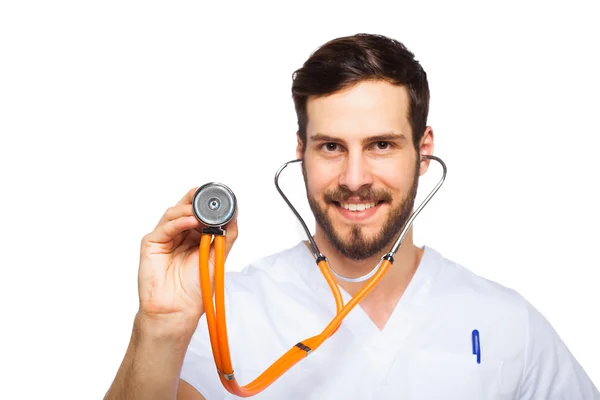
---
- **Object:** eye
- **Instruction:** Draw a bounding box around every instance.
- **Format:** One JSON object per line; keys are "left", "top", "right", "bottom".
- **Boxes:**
{"left": 374, "top": 141, "right": 391, "bottom": 150}
{"left": 323, "top": 143, "right": 339, "bottom": 152}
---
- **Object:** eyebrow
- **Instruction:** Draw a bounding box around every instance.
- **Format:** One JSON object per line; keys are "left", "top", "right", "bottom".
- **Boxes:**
{"left": 310, "top": 132, "right": 408, "bottom": 145}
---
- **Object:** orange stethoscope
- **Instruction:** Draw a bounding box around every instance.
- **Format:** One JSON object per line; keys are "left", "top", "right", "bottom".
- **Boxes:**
{"left": 192, "top": 155, "right": 446, "bottom": 397}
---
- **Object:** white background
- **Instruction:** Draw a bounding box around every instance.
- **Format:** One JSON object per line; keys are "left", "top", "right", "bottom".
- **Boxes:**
{"left": 1, "top": 1, "right": 599, "bottom": 398}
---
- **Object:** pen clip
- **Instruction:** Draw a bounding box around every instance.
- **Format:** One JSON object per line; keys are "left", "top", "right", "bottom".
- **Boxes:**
{"left": 472, "top": 329, "right": 481, "bottom": 364}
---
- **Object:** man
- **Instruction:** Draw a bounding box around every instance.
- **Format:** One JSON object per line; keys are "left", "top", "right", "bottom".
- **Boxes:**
{"left": 105, "top": 34, "right": 599, "bottom": 399}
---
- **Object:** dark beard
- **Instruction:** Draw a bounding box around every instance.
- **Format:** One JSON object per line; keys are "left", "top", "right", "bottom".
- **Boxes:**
{"left": 302, "top": 160, "right": 420, "bottom": 261}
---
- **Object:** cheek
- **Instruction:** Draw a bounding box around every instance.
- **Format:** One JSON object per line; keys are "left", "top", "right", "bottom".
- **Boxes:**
{"left": 305, "top": 160, "right": 340, "bottom": 195}
{"left": 306, "top": 168, "right": 333, "bottom": 196}
{"left": 372, "top": 159, "right": 415, "bottom": 194}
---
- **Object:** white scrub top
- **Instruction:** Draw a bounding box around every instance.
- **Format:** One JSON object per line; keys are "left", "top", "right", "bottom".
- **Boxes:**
{"left": 180, "top": 242, "right": 599, "bottom": 399}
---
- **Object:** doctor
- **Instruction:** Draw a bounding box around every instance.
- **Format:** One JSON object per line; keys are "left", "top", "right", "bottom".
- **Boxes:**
{"left": 105, "top": 33, "right": 599, "bottom": 399}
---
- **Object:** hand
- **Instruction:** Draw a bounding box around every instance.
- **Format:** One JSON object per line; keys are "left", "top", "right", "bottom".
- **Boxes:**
{"left": 137, "top": 186, "right": 239, "bottom": 329}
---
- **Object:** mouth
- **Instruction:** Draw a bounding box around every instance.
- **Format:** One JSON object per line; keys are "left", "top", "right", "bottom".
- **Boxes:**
{"left": 338, "top": 201, "right": 379, "bottom": 211}
{"left": 332, "top": 200, "right": 385, "bottom": 222}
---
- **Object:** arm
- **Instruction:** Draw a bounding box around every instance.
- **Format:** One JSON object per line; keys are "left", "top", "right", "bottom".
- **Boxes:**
{"left": 517, "top": 301, "right": 600, "bottom": 399}
{"left": 177, "top": 380, "right": 206, "bottom": 400}
{"left": 104, "top": 313, "right": 206, "bottom": 400}
{"left": 103, "top": 187, "right": 238, "bottom": 399}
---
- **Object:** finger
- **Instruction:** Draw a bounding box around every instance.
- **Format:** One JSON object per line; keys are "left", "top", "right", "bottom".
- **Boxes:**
{"left": 156, "top": 204, "right": 195, "bottom": 228}
{"left": 145, "top": 215, "right": 199, "bottom": 245}
{"left": 182, "top": 228, "right": 201, "bottom": 247}
{"left": 223, "top": 206, "right": 239, "bottom": 256}
{"left": 177, "top": 186, "right": 200, "bottom": 206}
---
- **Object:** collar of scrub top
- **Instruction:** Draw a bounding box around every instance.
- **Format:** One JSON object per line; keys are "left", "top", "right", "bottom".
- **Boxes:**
{"left": 197, "top": 154, "right": 447, "bottom": 397}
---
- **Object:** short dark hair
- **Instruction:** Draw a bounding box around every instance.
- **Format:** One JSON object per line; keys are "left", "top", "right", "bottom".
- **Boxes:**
{"left": 291, "top": 33, "right": 430, "bottom": 152}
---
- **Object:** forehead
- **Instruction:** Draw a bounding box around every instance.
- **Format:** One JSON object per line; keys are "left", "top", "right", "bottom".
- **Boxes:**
{"left": 306, "top": 80, "right": 411, "bottom": 141}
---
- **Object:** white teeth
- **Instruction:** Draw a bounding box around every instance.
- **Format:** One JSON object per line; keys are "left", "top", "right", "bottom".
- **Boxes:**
{"left": 341, "top": 202, "right": 376, "bottom": 211}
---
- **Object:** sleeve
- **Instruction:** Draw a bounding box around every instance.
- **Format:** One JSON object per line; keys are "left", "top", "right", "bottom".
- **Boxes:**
{"left": 180, "top": 312, "right": 228, "bottom": 399}
{"left": 517, "top": 300, "right": 600, "bottom": 399}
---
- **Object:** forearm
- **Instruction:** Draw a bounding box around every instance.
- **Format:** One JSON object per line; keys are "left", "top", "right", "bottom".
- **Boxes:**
{"left": 104, "top": 312, "right": 198, "bottom": 400}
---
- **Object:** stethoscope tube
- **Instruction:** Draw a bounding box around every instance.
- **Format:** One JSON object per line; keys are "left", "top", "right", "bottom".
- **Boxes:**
{"left": 196, "top": 154, "right": 447, "bottom": 397}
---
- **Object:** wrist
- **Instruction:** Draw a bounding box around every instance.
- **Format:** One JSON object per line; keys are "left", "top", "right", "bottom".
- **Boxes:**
{"left": 104, "top": 312, "right": 196, "bottom": 399}
{"left": 134, "top": 310, "right": 200, "bottom": 346}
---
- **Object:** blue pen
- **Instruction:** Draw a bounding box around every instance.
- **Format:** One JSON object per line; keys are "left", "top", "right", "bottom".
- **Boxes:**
{"left": 472, "top": 329, "right": 481, "bottom": 364}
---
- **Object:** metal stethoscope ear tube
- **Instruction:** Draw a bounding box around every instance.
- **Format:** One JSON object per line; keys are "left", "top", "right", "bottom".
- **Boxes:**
{"left": 275, "top": 155, "right": 447, "bottom": 282}
{"left": 194, "top": 154, "right": 447, "bottom": 397}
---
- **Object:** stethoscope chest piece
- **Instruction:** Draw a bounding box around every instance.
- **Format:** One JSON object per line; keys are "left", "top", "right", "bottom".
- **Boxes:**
{"left": 192, "top": 182, "right": 237, "bottom": 227}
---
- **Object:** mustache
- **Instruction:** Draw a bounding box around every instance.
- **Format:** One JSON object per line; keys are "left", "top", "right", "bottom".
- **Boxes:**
{"left": 323, "top": 186, "right": 393, "bottom": 203}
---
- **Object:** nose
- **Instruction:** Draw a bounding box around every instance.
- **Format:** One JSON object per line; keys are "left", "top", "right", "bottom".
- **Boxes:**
{"left": 338, "top": 149, "right": 373, "bottom": 193}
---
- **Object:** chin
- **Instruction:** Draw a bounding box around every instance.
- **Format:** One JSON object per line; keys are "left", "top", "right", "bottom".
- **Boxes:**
{"left": 333, "top": 225, "right": 380, "bottom": 245}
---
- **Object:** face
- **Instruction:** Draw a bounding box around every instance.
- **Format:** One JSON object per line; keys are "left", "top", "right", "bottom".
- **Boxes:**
{"left": 297, "top": 80, "right": 431, "bottom": 261}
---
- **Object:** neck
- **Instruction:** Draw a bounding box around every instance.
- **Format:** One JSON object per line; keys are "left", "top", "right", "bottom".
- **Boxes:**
{"left": 310, "top": 227, "right": 424, "bottom": 302}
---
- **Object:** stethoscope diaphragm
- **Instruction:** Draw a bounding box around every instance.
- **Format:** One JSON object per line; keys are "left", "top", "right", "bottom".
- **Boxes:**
{"left": 192, "top": 182, "right": 237, "bottom": 227}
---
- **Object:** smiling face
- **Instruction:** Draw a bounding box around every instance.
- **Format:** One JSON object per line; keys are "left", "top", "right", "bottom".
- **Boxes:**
{"left": 298, "top": 80, "right": 424, "bottom": 261}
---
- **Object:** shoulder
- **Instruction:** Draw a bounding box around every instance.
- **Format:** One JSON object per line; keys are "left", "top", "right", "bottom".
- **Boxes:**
{"left": 429, "top": 248, "right": 557, "bottom": 340}
{"left": 426, "top": 246, "right": 529, "bottom": 315}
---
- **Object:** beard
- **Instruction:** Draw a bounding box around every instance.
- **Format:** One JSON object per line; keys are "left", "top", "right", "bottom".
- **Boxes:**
{"left": 302, "top": 160, "right": 420, "bottom": 261}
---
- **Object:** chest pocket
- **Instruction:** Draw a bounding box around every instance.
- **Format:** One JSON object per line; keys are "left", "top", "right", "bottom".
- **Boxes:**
{"left": 378, "top": 349, "right": 504, "bottom": 399}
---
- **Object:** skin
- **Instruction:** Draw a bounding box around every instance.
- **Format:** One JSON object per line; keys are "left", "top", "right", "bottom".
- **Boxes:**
{"left": 104, "top": 79, "right": 434, "bottom": 399}
{"left": 298, "top": 79, "right": 434, "bottom": 329}
{"left": 104, "top": 187, "right": 237, "bottom": 399}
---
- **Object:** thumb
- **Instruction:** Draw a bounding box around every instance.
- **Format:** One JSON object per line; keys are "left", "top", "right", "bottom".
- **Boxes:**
{"left": 224, "top": 205, "right": 239, "bottom": 258}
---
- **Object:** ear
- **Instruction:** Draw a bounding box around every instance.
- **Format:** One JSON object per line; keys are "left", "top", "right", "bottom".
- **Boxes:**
{"left": 296, "top": 132, "right": 304, "bottom": 160}
{"left": 418, "top": 126, "right": 435, "bottom": 176}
